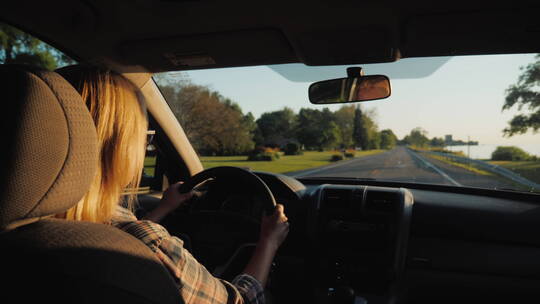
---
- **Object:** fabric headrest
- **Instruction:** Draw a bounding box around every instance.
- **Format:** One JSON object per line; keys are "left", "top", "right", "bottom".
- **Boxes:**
{"left": 0, "top": 65, "right": 98, "bottom": 229}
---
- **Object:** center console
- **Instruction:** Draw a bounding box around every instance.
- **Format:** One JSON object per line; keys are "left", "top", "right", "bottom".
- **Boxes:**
{"left": 307, "top": 185, "right": 413, "bottom": 304}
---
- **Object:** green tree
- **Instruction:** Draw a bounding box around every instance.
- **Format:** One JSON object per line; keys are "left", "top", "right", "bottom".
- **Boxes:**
{"left": 334, "top": 105, "right": 356, "bottom": 148}
{"left": 492, "top": 146, "right": 533, "bottom": 161}
{"left": 353, "top": 105, "right": 369, "bottom": 150}
{"left": 321, "top": 108, "right": 340, "bottom": 149}
{"left": 242, "top": 112, "right": 263, "bottom": 146}
{"left": 362, "top": 108, "right": 380, "bottom": 149}
{"left": 161, "top": 81, "right": 255, "bottom": 156}
{"left": 223, "top": 101, "right": 256, "bottom": 154}
{"left": 369, "top": 132, "right": 381, "bottom": 149}
{"left": 503, "top": 54, "right": 540, "bottom": 136}
{"left": 256, "top": 107, "right": 297, "bottom": 146}
{"left": 403, "top": 127, "right": 430, "bottom": 147}
{"left": 295, "top": 108, "right": 339, "bottom": 150}
{"left": 380, "top": 129, "right": 397, "bottom": 149}
{"left": 296, "top": 108, "right": 319, "bottom": 150}
{"left": 0, "top": 23, "right": 74, "bottom": 70}
{"left": 430, "top": 137, "right": 446, "bottom": 147}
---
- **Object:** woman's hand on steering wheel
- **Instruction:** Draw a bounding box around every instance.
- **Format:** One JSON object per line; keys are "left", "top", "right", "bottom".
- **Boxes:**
{"left": 242, "top": 204, "right": 289, "bottom": 286}
{"left": 259, "top": 204, "right": 289, "bottom": 251}
{"left": 143, "top": 181, "right": 194, "bottom": 223}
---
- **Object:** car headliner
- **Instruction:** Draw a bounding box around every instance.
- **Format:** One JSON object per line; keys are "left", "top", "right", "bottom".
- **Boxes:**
{"left": 2, "top": 1, "right": 540, "bottom": 73}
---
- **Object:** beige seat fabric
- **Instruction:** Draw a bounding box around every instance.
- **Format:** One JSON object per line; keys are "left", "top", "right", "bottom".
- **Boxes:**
{"left": 0, "top": 65, "right": 182, "bottom": 304}
{"left": 0, "top": 64, "right": 97, "bottom": 229}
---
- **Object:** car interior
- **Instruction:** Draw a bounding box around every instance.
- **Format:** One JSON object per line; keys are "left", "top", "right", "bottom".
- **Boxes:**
{"left": 1, "top": 1, "right": 540, "bottom": 304}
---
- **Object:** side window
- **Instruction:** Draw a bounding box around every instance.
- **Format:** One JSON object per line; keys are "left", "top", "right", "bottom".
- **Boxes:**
{"left": 139, "top": 123, "right": 166, "bottom": 194}
{"left": 141, "top": 129, "right": 158, "bottom": 190}
{"left": 0, "top": 22, "right": 75, "bottom": 69}
{"left": 1, "top": 22, "right": 168, "bottom": 201}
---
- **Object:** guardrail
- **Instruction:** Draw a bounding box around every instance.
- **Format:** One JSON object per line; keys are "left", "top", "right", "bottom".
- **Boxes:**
{"left": 406, "top": 149, "right": 462, "bottom": 186}
{"left": 421, "top": 150, "right": 540, "bottom": 191}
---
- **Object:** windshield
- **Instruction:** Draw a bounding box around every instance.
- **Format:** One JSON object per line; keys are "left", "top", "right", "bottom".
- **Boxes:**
{"left": 155, "top": 54, "right": 540, "bottom": 193}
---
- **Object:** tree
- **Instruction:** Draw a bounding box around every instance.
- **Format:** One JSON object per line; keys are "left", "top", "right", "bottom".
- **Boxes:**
{"left": 362, "top": 108, "right": 380, "bottom": 149}
{"left": 430, "top": 137, "right": 446, "bottom": 147}
{"left": 403, "top": 127, "right": 430, "bottom": 147}
{"left": 0, "top": 23, "right": 74, "bottom": 70}
{"left": 380, "top": 129, "right": 397, "bottom": 149}
{"left": 502, "top": 54, "right": 540, "bottom": 136}
{"left": 162, "top": 82, "right": 255, "bottom": 155}
{"left": 295, "top": 108, "right": 339, "bottom": 150}
{"left": 321, "top": 108, "right": 341, "bottom": 149}
{"left": 256, "top": 107, "right": 297, "bottom": 147}
{"left": 296, "top": 108, "right": 320, "bottom": 150}
{"left": 242, "top": 112, "right": 263, "bottom": 146}
{"left": 353, "top": 105, "right": 369, "bottom": 150}
{"left": 350, "top": 105, "right": 382, "bottom": 150}
{"left": 334, "top": 105, "right": 356, "bottom": 148}
{"left": 492, "top": 146, "right": 534, "bottom": 161}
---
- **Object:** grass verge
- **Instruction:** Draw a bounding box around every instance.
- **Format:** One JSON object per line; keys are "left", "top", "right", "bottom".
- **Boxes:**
{"left": 144, "top": 156, "right": 156, "bottom": 176}
{"left": 488, "top": 161, "right": 540, "bottom": 184}
{"left": 423, "top": 153, "right": 494, "bottom": 176}
{"left": 200, "top": 150, "right": 385, "bottom": 174}
{"left": 422, "top": 153, "right": 539, "bottom": 191}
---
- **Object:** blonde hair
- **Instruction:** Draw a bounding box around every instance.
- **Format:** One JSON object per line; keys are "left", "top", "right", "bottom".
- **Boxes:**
{"left": 59, "top": 67, "right": 147, "bottom": 223}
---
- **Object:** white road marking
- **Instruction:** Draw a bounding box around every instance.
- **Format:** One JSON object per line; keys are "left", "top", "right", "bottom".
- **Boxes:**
{"left": 407, "top": 149, "right": 462, "bottom": 186}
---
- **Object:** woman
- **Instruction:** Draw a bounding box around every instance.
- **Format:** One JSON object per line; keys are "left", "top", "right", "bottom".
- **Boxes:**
{"left": 55, "top": 65, "right": 289, "bottom": 304}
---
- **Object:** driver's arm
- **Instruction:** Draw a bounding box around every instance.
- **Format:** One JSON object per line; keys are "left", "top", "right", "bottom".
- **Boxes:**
{"left": 142, "top": 181, "right": 192, "bottom": 223}
{"left": 136, "top": 182, "right": 289, "bottom": 301}
{"left": 243, "top": 204, "right": 289, "bottom": 286}
{"left": 114, "top": 217, "right": 265, "bottom": 304}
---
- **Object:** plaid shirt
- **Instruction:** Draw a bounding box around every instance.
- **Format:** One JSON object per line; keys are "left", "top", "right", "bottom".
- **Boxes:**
{"left": 112, "top": 207, "right": 265, "bottom": 304}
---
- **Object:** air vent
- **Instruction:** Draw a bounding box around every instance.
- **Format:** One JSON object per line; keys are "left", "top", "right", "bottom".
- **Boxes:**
{"left": 365, "top": 189, "right": 399, "bottom": 213}
{"left": 323, "top": 188, "right": 352, "bottom": 209}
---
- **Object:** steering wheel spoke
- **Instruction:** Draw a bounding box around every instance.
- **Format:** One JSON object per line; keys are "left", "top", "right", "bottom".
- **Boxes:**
{"left": 170, "top": 166, "right": 277, "bottom": 277}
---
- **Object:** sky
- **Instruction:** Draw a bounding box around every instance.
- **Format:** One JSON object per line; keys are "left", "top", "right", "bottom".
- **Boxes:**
{"left": 159, "top": 53, "right": 539, "bottom": 146}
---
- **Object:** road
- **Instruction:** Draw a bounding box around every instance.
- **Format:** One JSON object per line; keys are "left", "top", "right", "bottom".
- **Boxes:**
{"left": 291, "top": 146, "right": 517, "bottom": 189}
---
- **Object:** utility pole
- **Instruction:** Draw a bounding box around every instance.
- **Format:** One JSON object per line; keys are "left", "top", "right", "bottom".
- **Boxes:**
{"left": 467, "top": 136, "right": 470, "bottom": 158}
{"left": 467, "top": 135, "right": 471, "bottom": 169}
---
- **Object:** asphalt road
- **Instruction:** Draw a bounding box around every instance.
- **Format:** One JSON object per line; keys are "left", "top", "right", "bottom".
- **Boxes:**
{"left": 292, "top": 146, "right": 517, "bottom": 190}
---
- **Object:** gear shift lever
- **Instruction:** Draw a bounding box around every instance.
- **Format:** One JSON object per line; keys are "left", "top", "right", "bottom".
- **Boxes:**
{"left": 329, "top": 286, "right": 356, "bottom": 304}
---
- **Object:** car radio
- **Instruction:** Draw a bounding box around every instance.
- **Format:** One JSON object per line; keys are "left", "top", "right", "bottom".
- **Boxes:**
{"left": 307, "top": 185, "right": 413, "bottom": 303}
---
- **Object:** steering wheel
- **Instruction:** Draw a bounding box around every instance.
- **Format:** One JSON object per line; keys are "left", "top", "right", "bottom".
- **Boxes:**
{"left": 166, "top": 166, "right": 277, "bottom": 279}
{"left": 178, "top": 166, "right": 277, "bottom": 215}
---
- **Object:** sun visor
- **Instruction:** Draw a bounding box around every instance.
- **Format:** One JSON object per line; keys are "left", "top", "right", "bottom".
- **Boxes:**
{"left": 295, "top": 27, "right": 399, "bottom": 66}
{"left": 404, "top": 11, "right": 540, "bottom": 57}
{"left": 119, "top": 29, "right": 296, "bottom": 71}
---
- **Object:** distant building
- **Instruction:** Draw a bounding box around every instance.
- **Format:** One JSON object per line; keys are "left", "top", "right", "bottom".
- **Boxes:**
{"left": 443, "top": 134, "right": 479, "bottom": 146}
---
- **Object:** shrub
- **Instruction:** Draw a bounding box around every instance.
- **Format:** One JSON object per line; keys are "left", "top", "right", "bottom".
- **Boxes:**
{"left": 491, "top": 146, "right": 532, "bottom": 161}
{"left": 284, "top": 143, "right": 302, "bottom": 155}
{"left": 264, "top": 147, "right": 280, "bottom": 153}
{"left": 264, "top": 147, "right": 281, "bottom": 159}
{"left": 330, "top": 154, "right": 344, "bottom": 162}
{"left": 247, "top": 152, "right": 279, "bottom": 161}
{"left": 344, "top": 149, "right": 355, "bottom": 158}
{"left": 247, "top": 146, "right": 280, "bottom": 161}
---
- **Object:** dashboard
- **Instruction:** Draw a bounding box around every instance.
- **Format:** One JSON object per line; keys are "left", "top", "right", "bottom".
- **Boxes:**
{"left": 148, "top": 171, "right": 540, "bottom": 304}
{"left": 252, "top": 172, "right": 540, "bottom": 304}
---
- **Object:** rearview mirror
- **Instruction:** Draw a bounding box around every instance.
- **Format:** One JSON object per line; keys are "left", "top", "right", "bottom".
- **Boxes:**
{"left": 309, "top": 75, "right": 391, "bottom": 104}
